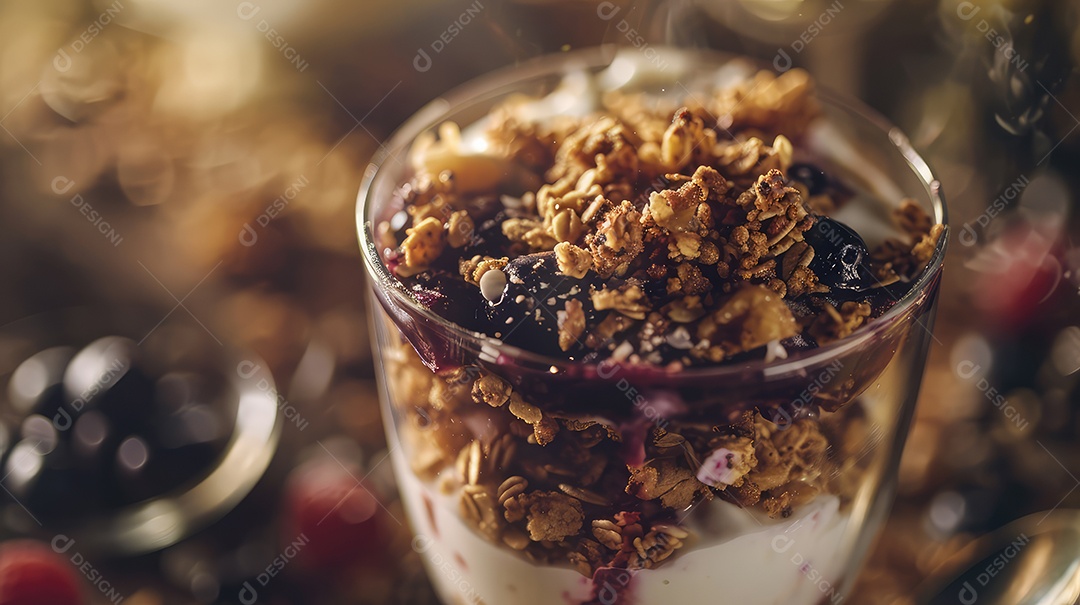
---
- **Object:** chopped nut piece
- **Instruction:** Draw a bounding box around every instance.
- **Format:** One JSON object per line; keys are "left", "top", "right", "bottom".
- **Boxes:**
{"left": 551, "top": 207, "right": 585, "bottom": 243}
{"left": 558, "top": 299, "right": 586, "bottom": 351}
{"left": 508, "top": 394, "right": 543, "bottom": 424}
{"left": 446, "top": 210, "right": 475, "bottom": 248}
{"left": 772, "top": 135, "right": 793, "bottom": 172}
{"left": 591, "top": 284, "right": 650, "bottom": 320}
{"left": 648, "top": 189, "right": 700, "bottom": 233}
{"left": 472, "top": 373, "right": 512, "bottom": 407}
{"left": 553, "top": 242, "right": 593, "bottom": 278}
{"left": 661, "top": 296, "right": 705, "bottom": 323}
{"left": 658, "top": 107, "right": 714, "bottom": 170}
{"left": 503, "top": 217, "right": 558, "bottom": 251}
{"left": 473, "top": 257, "right": 509, "bottom": 284}
{"left": 911, "top": 223, "right": 944, "bottom": 270}
{"left": 400, "top": 216, "right": 446, "bottom": 274}
{"left": 671, "top": 232, "right": 702, "bottom": 259}
{"left": 586, "top": 200, "right": 643, "bottom": 278}
{"left": 698, "top": 284, "right": 798, "bottom": 355}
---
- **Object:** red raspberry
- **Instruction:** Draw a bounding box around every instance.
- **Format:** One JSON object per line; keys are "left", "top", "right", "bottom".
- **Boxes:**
{"left": 282, "top": 459, "right": 386, "bottom": 570}
{"left": 0, "top": 540, "right": 84, "bottom": 605}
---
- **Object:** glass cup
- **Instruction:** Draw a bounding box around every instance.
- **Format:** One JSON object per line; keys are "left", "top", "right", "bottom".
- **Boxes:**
{"left": 357, "top": 47, "right": 947, "bottom": 605}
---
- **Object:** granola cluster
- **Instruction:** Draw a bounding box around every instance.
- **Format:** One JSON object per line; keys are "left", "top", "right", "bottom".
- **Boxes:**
{"left": 389, "top": 343, "right": 870, "bottom": 578}
{"left": 383, "top": 68, "right": 941, "bottom": 366}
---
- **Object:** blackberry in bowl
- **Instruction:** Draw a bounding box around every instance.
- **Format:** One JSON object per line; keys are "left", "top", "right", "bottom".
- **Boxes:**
{"left": 0, "top": 307, "right": 281, "bottom": 556}
{"left": 357, "top": 47, "right": 946, "bottom": 605}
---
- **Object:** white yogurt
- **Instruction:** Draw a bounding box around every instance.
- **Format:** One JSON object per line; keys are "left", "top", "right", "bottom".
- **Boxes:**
{"left": 391, "top": 443, "right": 851, "bottom": 605}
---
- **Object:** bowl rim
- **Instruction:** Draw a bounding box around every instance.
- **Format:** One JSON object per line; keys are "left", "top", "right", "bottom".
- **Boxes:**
{"left": 0, "top": 306, "right": 282, "bottom": 556}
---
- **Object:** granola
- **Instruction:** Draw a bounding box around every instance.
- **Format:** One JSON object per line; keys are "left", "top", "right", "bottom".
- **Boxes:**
{"left": 385, "top": 79, "right": 936, "bottom": 363}
{"left": 388, "top": 337, "right": 870, "bottom": 577}
{"left": 377, "top": 64, "right": 937, "bottom": 582}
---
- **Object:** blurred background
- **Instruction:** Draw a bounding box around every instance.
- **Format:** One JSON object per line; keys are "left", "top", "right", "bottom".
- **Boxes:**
{"left": 0, "top": 0, "right": 1077, "bottom": 603}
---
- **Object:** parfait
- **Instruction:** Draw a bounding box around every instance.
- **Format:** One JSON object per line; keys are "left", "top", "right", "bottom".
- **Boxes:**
{"left": 358, "top": 48, "right": 946, "bottom": 605}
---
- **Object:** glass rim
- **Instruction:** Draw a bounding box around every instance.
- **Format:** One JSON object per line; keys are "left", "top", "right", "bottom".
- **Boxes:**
{"left": 356, "top": 45, "right": 949, "bottom": 380}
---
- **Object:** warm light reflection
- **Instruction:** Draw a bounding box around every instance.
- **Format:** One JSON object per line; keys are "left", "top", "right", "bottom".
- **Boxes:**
{"left": 155, "top": 28, "right": 263, "bottom": 118}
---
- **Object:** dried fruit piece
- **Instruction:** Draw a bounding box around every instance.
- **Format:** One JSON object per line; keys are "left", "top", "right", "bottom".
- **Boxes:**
{"left": 696, "top": 437, "right": 757, "bottom": 488}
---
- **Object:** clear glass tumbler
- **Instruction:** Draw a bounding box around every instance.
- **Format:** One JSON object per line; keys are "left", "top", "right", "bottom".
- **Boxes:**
{"left": 357, "top": 47, "right": 947, "bottom": 605}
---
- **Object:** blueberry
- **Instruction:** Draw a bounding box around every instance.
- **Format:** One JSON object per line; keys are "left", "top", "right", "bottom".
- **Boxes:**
{"left": 151, "top": 406, "right": 228, "bottom": 491}
{"left": 62, "top": 336, "right": 158, "bottom": 433}
{"left": 788, "top": 163, "right": 829, "bottom": 196}
{"left": 804, "top": 217, "right": 875, "bottom": 292}
{"left": 6, "top": 347, "right": 75, "bottom": 419}
{"left": 0, "top": 338, "right": 242, "bottom": 520}
{"left": 155, "top": 372, "right": 203, "bottom": 413}
{"left": 486, "top": 252, "right": 599, "bottom": 356}
{"left": 404, "top": 269, "right": 487, "bottom": 332}
{"left": 463, "top": 212, "right": 513, "bottom": 258}
{"left": 114, "top": 434, "right": 156, "bottom": 503}
{"left": 71, "top": 410, "right": 114, "bottom": 468}
{"left": 157, "top": 404, "right": 225, "bottom": 449}
{"left": 1, "top": 438, "right": 103, "bottom": 520}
